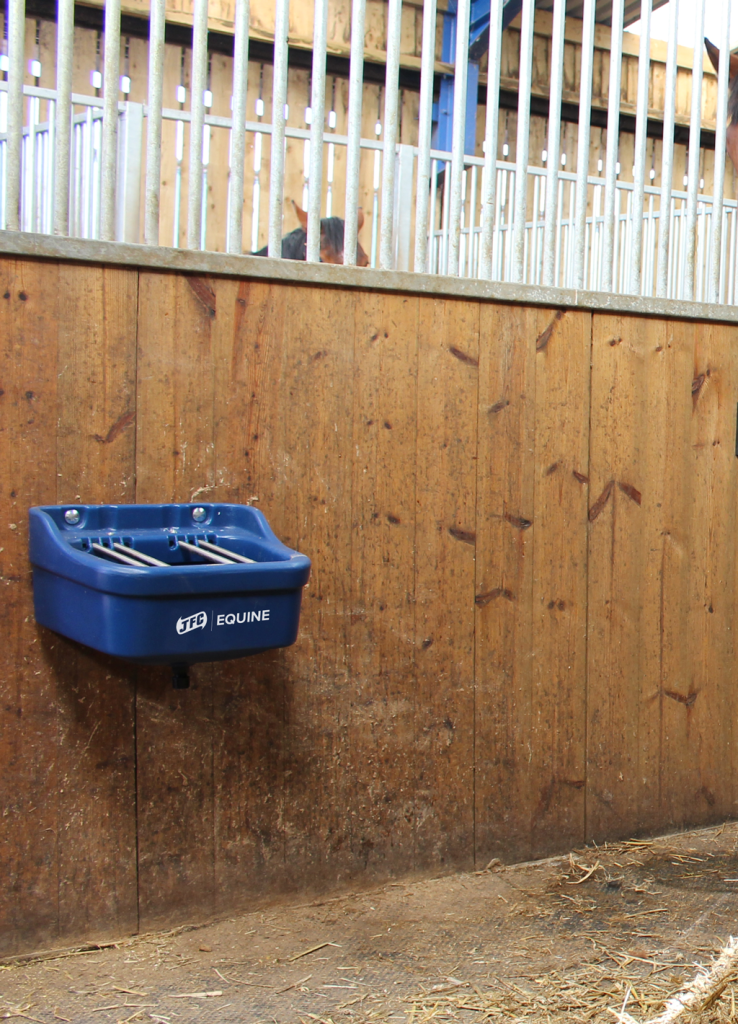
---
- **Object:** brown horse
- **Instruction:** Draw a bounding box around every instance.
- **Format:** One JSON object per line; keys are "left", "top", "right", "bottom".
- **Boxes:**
{"left": 254, "top": 201, "right": 369, "bottom": 265}
{"left": 705, "top": 38, "right": 738, "bottom": 174}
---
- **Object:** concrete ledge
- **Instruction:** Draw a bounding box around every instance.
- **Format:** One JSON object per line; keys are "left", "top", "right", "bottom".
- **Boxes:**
{"left": 1, "top": 229, "right": 737, "bottom": 325}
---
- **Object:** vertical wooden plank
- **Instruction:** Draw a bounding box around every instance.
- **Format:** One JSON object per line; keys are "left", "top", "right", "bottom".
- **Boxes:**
{"left": 588, "top": 313, "right": 738, "bottom": 840}
{"left": 276, "top": 284, "right": 356, "bottom": 887}
{"left": 348, "top": 290, "right": 418, "bottom": 876}
{"left": 414, "top": 296, "right": 478, "bottom": 871}
{"left": 474, "top": 304, "right": 536, "bottom": 863}
{"left": 693, "top": 321, "right": 738, "bottom": 822}
{"left": 587, "top": 314, "right": 677, "bottom": 841}
{"left": 0, "top": 258, "right": 60, "bottom": 953}
{"left": 657, "top": 319, "right": 738, "bottom": 827}
{"left": 135, "top": 271, "right": 217, "bottom": 930}
{"left": 209, "top": 278, "right": 290, "bottom": 910}
{"left": 474, "top": 305, "right": 589, "bottom": 862}
{"left": 56, "top": 265, "right": 137, "bottom": 502}
{"left": 528, "top": 308, "right": 590, "bottom": 855}
{"left": 651, "top": 318, "right": 704, "bottom": 826}
{"left": 54, "top": 265, "right": 139, "bottom": 942}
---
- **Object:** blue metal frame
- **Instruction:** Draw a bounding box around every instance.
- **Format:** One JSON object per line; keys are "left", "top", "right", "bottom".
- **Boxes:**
{"left": 432, "top": 0, "right": 523, "bottom": 156}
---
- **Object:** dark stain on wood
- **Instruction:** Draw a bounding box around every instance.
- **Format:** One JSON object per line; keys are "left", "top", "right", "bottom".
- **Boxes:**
{"left": 700, "top": 786, "right": 716, "bottom": 807}
{"left": 588, "top": 480, "right": 614, "bottom": 521}
{"left": 532, "top": 777, "right": 556, "bottom": 823}
{"left": 618, "top": 482, "right": 642, "bottom": 506}
{"left": 449, "top": 345, "right": 479, "bottom": 367}
{"left": 573, "top": 470, "right": 589, "bottom": 485}
{"left": 475, "top": 587, "right": 515, "bottom": 606}
{"left": 234, "top": 280, "right": 249, "bottom": 336}
{"left": 187, "top": 276, "right": 216, "bottom": 318}
{"left": 94, "top": 409, "right": 135, "bottom": 445}
{"left": 504, "top": 512, "right": 532, "bottom": 530}
{"left": 691, "top": 371, "right": 709, "bottom": 407}
{"left": 448, "top": 526, "right": 476, "bottom": 544}
{"left": 488, "top": 399, "right": 509, "bottom": 415}
{"left": 663, "top": 689, "right": 698, "bottom": 707}
{"left": 535, "top": 310, "right": 564, "bottom": 352}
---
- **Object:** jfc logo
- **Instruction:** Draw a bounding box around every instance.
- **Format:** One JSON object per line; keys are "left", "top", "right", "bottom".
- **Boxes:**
{"left": 176, "top": 611, "right": 208, "bottom": 635}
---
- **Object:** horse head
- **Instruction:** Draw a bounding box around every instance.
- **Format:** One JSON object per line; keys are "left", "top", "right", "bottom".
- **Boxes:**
{"left": 293, "top": 202, "right": 369, "bottom": 266}
{"left": 705, "top": 38, "right": 738, "bottom": 175}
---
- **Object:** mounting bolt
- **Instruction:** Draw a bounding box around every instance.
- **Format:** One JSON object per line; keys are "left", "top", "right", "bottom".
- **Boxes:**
{"left": 192, "top": 506, "right": 208, "bottom": 523}
{"left": 64, "top": 509, "right": 81, "bottom": 525}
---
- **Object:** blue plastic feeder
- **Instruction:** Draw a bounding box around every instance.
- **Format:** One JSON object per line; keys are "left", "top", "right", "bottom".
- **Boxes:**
{"left": 29, "top": 503, "right": 311, "bottom": 687}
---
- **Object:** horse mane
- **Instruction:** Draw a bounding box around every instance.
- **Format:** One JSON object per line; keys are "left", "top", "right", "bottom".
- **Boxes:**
{"left": 730, "top": 79, "right": 738, "bottom": 126}
{"left": 279, "top": 226, "right": 308, "bottom": 260}
{"left": 252, "top": 218, "right": 348, "bottom": 260}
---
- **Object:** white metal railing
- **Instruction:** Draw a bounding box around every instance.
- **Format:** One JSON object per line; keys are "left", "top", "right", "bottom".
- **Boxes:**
{"left": 0, "top": 0, "right": 735, "bottom": 305}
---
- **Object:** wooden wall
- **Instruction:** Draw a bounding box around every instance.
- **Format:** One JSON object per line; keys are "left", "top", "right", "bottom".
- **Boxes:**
{"left": 1, "top": 254, "right": 738, "bottom": 956}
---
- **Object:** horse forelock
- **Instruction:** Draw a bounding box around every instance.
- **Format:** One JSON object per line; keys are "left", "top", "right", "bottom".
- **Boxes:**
{"left": 320, "top": 217, "right": 346, "bottom": 257}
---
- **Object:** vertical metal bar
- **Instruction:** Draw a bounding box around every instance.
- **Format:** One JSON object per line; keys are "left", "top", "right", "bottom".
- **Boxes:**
{"left": 173, "top": 117, "right": 184, "bottom": 245}
{"left": 413, "top": 0, "right": 437, "bottom": 272}
{"left": 709, "top": 1, "right": 731, "bottom": 303}
{"left": 379, "top": 0, "right": 402, "bottom": 270}
{"left": 628, "top": 0, "right": 651, "bottom": 294}
{"left": 441, "top": 157, "right": 450, "bottom": 273}
{"left": 467, "top": 162, "right": 477, "bottom": 276}
{"left": 447, "top": 0, "right": 471, "bottom": 276}
{"left": 268, "top": 0, "right": 289, "bottom": 256}
{"left": 511, "top": 0, "right": 535, "bottom": 283}
{"left": 306, "top": 0, "right": 328, "bottom": 263}
{"left": 54, "top": 0, "right": 74, "bottom": 235}
{"left": 655, "top": 0, "right": 678, "bottom": 295}
{"left": 478, "top": 0, "right": 502, "bottom": 278}
{"left": 573, "top": 0, "right": 595, "bottom": 289}
{"left": 684, "top": 2, "right": 705, "bottom": 301}
{"left": 187, "top": 0, "right": 208, "bottom": 249}
{"left": 116, "top": 100, "right": 143, "bottom": 241}
{"left": 344, "top": 0, "right": 367, "bottom": 265}
{"left": 144, "top": 0, "right": 166, "bottom": 245}
{"left": 728, "top": 205, "right": 732, "bottom": 303}
{"left": 6, "top": 0, "right": 26, "bottom": 231}
{"left": 26, "top": 96, "right": 36, "bottom": 231}
{"left": 200, "top": 121, "right": 210, "bottom": 248}
{"left": 602, "top": 0, "right": 624, "bottom": 292}
{"left": 541, "top": 0, "right": 566, "bottom": 286}
{"left": 532, "top": 174, "right": 541, "bottom": 281}
{"left": 429, "top": 154, "right": 439, "bottom": 271}
{"left": 226, "top": 0, "right": 249, "bottom": 253}
{"left": 394, "top": 143, "right": 414, "bottom": 270}
{"left": 251, "top": 126, "right": 262, "bottom": 252}
{"left": 371, "top": 147, "right": 380, "bottom": 265}
{"left": 100, "top": 0, "right": 121, "bottom": 240}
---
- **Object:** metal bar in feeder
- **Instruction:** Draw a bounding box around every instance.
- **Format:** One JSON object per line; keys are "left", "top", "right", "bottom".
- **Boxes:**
{"left": 177, "top": 540, "right": 234, "bottom": 564}
{"left": 197, "top": 540, "right": 256, "bottom": 563}
{"left": 91, "top": 542, "right": 146, "bottom": 566}
{"left": 113, "top": 543, "right": 169, "bottom": 567}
